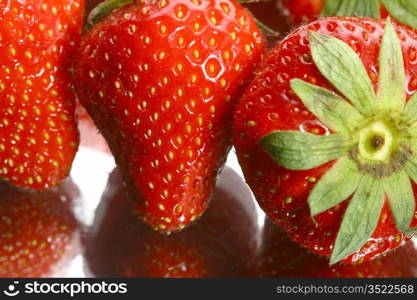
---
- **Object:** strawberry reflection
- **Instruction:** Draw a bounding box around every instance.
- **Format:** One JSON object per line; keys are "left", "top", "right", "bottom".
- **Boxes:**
{"left": 0, "top": 179, "right": 82, "bottom": 278}
{"left": 84, "top": 167, "right": 259, "bottom": 277}
{"left": 256, "top": 219, "right": 417, "bottom": 278}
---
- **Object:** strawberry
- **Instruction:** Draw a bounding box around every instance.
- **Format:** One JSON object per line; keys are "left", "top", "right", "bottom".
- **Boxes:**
{"left": 233, "top": 17, "right": 417, "bottom": 264}
{"left": 75, "top": 0, "right": 265, "bottom": 233}
{"left": 0, "top": 0, "right": 84, "bottom": 190}
{"left": 79, "top": 0, "right": 276, "bottom": 154}
{"left": 257, "top": 220, "right": 417, "bottom": 278}
{"left": 0, "top": 179, "right": 82, "bottom": 277}
{"left": 277, "top": 0, "right": 417, "bottom": 29}
{"left": 84, "top": 167, "right": 259, "bottom": 277}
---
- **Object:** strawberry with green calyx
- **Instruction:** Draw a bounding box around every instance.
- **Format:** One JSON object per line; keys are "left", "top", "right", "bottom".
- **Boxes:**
{"left": 234, "top": 17, "right": 417, "bottom": 264}
{"left": 76, "top": 0, "right": 265, "bottom": 233}
{"left": 279, "top": 0, "right": 417, "bottom": 30}
{"left": 261, "top": 18, "right": 417, "bottom": 263}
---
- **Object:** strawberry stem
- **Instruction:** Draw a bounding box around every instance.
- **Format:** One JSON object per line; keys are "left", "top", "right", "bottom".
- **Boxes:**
{"left": 85, "top": 0, "right": 134, "bottom": 33}
{"left": 358, "top": 120, "right": 398, "bottom": 163}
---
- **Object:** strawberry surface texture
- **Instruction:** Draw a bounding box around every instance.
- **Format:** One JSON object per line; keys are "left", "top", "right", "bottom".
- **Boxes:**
{"left": 234, "top": 17, "right": 417, "bottom": 264}
{"left": 0, "top": 0, "right": 84, "bottom": 190}
{"left": 76, "top": 0, "right": 265, "bottom": 233}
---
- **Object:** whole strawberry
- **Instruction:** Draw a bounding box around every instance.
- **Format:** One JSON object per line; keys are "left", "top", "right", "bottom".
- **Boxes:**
{"left": 0, "top": 0, "right": 84, "bottom": 190}
{"left": 278, "top": 0, "right": 417, "bottom": 28}
{"left": 84, "top": 167, "right": 258, "bottom": 277}
{"left": 234, "top": 17, "right": 417, "bottom": 264}
{"left": 257, "top": 220, "right": 417, "bottom": 278}
{"left": 76, "top": 0, "right": 265, "bottom": 233}
{"left": 0, "top": 179, "right": 82, "bottom": 277}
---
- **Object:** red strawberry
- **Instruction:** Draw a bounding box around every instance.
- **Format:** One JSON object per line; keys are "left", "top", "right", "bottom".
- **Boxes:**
{"left": 79, "top": 0, "right": 276, "bottom": 154}
{"left": 0, "top": 179, "right": 82, "bottom": 277}
{"left": 75, "top": 0, "right": 265, "bottom": 233}
{"left": 277, "top": 0, "right": 417, "bottom": 28}
{"left": 257, "top": 220, "right": 417, "bottom": 278}
{"left": 0, "top": 0, "right": 84, "bottom": 190}
{"left": 233, "top": 17, "right": 417, "bottom": 264}
{"left": 84, "top": 167, "right": 259, "bottom": 277}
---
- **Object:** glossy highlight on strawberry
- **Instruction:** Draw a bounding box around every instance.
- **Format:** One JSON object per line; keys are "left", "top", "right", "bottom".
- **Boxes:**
{"left": 84, "top": 167, "right": 259, "bottom": 277}
{"left": 76, "top": 0, "right": 265, "bottom": 233}
{"left": 233, "top": 17, "right": 417, "bottom": 264}
{"left": 0, "top": 0, "right": 84, "bottom": 190}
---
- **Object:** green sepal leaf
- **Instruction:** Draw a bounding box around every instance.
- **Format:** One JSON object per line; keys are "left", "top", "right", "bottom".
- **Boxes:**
{"left": 383, "top": 170, "right": 415, "bottom": 235}
{"left": 377, "top": 18, "right": 406, "bottom": 111}
{"left": 382, "top": 0, "right": 417, "bottom": 31}
{"left": 404, "top": 93, "right": 417, "bottom": 125}
{"left": 85, "top": 0, "right": 134, "bottom": 32}
{"left": 322, "top": 0, "right": 380, "bottom": 18}
{"left": 308, "top": 157, "right": 361, "bottom": 216}
{"left": 309, "top": 31, "right": 377, "bottom": 115}
{"left": 330, "top": 175, "right": 385, "bottom": 264}
{"left": 291, "top": 79, "right": 364, "bottom": 135}
{"left": 259, "top": 131, "right": 349, "bottom": 170}
{"left": 403, "top": 160, "right": 417, "bottom": 236}
{"left": 404, "top": 157, "right": 417, "bottom": 184}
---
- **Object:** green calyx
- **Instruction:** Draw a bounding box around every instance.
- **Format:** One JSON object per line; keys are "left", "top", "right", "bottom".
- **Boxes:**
{"left": 322, "top": 0, "right": 380, "bottom": 19}
{"left": 85, "top": 0, "right": 134, "bottom": 32}
{"left": 259, "top": 19, "right": 417, "bottom": 264}
{"left": 322, "top": 0, "right": 417, "bottom": 31}
{"left": 381, "top": 0, "right": 417, "bottom": 30}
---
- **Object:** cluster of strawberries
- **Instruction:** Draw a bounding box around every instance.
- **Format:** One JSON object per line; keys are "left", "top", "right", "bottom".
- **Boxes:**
{"left": 1, "top": 0, "right": 417, "bottom": 277}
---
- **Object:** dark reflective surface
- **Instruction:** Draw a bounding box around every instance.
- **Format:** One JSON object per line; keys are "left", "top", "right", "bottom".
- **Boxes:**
{"left": 84, "top": 167, "right": 259, "bottom": 277}
{"left": 256, "top": 220, "right": 417, "bottom": 278}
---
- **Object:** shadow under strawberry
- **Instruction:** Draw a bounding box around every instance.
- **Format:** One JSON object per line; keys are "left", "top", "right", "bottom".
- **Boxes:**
{"left": 84, "top": 167, "right": 259, "bottom": 277}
